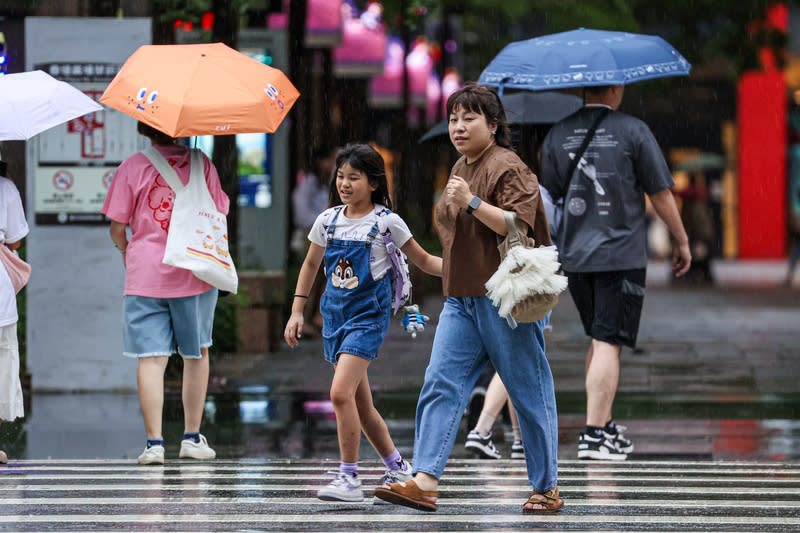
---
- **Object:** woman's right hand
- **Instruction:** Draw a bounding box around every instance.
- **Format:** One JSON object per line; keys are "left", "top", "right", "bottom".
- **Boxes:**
{"left": 284, "top": 312, "right": 305, "bottom": 348}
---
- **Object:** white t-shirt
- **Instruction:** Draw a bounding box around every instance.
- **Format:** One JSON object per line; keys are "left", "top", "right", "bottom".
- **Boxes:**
{"left": 0, "top": 178, "right": 30, "bottom": 327}
{"left": 308, "top": 206, "right": 412, "bottom": 281}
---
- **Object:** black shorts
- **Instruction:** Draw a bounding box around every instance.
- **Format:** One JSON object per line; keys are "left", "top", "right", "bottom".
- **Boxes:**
{"left": 566, "top": 269, "right": 646, "bottom": 349}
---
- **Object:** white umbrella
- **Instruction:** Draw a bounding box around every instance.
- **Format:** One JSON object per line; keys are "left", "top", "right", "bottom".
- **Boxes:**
{"left": 0, "top": 70, "right": 103, "bottom": 141}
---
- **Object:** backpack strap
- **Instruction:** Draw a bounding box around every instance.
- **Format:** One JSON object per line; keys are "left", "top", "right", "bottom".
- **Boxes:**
{"left": 374, "top": 205, "right": 406, "bottom": 312}
{"left": 373, "top": 206, "right": 398, "bottom": 253}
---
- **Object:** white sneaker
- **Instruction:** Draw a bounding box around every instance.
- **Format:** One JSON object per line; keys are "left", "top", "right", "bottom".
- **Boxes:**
{"left": 374, "top": 460, "right": 413, "bottom": 505}
{"left": 378, "top": 460, "right": 413, "bottom": 486}
{"left": 317, "top": 471, "right": 363, "bottom": 502}
{"left": 179, "top": 434, "right": 216, "bottom": 460}
{"left": 137, "top": 445, "right": 165, "bottom": 465}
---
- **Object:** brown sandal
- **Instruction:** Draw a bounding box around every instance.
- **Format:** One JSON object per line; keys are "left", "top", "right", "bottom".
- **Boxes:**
{"left": 522, "top": 486, "right": 564, "bottom": 514}
{"left": 374, "top": 480, "right": 438, "bottom": 512}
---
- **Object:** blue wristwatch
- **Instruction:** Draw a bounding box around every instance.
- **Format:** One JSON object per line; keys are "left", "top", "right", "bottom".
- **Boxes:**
{"left": 466, "top": 196, "right": 482, "bottom": 215}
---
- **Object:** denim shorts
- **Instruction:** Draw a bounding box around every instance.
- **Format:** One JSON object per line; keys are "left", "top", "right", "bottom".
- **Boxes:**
{"left": 122, "top": 289, "right": 217, "bottom": 359}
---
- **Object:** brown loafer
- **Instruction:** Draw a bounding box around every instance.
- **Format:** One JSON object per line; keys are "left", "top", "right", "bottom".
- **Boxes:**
{"left": 522, "top": 486, "right": 564, "bottom": 513}
{"left": 374, "top": 480, "right": 438, "bottom": 512}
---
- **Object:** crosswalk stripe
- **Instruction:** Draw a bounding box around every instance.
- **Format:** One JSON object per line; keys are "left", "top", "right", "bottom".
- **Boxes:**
{"left": 2, "top": 482, "right": 799, "bottom": 494}
{"left": 4, "top": 497, "right": 800, "bottom": 508}
{"left": 4, "top": 514, "right": 800, "bottom": 525}
{"left": 2, "top": 459, "right": 798, "bottom": 531}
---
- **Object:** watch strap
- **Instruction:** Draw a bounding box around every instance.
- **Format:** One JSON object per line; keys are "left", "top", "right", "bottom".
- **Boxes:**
{"left": 466, "top": 195, "right": 482, "bottom": 214}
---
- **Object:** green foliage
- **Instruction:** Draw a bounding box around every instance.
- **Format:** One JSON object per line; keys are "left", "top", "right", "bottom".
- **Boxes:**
{"left": 534, "top": 0, "right": 638, "bottom": 33}
{"left": 380, "top": 0, "right": 800, "bottom": 80}
{"left": 153, "top": 0, "right": 211, "bottom": 24}
{"left": 630, "top": 0, "right": 793, "bottom": 74}
{"left": 212, "top": 291, "right": 247, "bottom": 355}
{"left": 152, "top": 0, "right": 251, "bottom": 24}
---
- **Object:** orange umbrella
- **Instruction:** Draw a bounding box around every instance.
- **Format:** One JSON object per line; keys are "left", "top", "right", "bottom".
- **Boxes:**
{"left": 100, "top": 42, "right": 299, "bottom": 137}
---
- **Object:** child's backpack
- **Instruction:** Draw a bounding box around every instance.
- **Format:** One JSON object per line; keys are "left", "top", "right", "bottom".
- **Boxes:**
{"left": 374, "top": 205, "right": 412, "bottom": 315}
{"left": 321, "top": 204, "right": 412, "bottom": 314}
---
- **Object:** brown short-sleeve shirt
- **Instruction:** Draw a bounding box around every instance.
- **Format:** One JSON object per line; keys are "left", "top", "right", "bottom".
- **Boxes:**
{"left": 434, "top": 144, "right": 551, "bottom": 297}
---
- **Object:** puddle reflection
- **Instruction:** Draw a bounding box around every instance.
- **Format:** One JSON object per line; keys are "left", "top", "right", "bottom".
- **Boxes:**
{"left": 1, "top": 389, "right": 800, "bottom": 462}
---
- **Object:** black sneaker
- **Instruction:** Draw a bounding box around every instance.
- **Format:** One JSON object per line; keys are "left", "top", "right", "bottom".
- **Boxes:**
{"left": 577, "top": 432, "right": 627, "bottom": 460}
{"left": 465, "top": 430, "right": 501, "bottom": 459}
{"left": 604, "top": 425, "right": 634, "bottom": 454}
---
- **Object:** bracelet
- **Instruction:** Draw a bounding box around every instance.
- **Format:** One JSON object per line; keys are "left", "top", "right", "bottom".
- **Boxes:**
{"left": 293, "top": 294, "right": 308, "bottom": 299}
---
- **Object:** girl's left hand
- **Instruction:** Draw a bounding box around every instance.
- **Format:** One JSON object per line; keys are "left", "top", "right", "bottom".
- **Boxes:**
{"left": 446, "top": 175, "right": 473, "bottom": 209}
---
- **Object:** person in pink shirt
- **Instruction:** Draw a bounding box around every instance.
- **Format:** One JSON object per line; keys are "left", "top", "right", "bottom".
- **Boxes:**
{"left": 102, "top": 122, "right": 229, "bottom": 465}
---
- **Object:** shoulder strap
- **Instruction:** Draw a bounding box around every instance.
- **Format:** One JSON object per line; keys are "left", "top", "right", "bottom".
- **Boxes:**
{"left": 560, "top": 107, "right": 610, "bottom": 199}
{"left": 322, "top": 205, "right": 344, "bottom": 227}
{"left": 323, "top": 205, "right": 345, "bottom": 242}
{"left": 141, "top": 146, "right": 184, "bottom": 193}
{"left": 189, "top": 148, "right": 205, "bottom": 182}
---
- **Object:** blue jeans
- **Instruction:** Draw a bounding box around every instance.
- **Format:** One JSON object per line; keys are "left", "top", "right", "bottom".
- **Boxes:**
{"left": 412, "top": 296, "right": 559, "bottom": 493}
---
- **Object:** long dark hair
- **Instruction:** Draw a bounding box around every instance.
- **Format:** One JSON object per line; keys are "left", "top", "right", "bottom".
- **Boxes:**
{"left": 329, "top": 144, "right": 392, "bottom": 210}
{"left": 445, "top": 82, "right": 512, "bottom": 149}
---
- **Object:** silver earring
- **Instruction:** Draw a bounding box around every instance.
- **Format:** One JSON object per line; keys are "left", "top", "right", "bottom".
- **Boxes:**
{"left": 490, "top": 130, "right": 496, "bottom": 135}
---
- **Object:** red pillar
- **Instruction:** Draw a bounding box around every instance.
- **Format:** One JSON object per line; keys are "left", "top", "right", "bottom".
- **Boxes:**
{"left": 736, "top": 71, "right": 787, "bottom": 258}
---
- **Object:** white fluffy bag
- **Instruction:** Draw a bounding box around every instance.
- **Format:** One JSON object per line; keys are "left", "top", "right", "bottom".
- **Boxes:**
{"left": 485, "top": 210, "right": 567, "bottom": 327}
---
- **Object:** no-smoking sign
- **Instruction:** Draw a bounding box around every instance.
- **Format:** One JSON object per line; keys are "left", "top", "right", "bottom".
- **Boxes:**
{"left": 53, "top": 170, "right": 74, "bottom": 191}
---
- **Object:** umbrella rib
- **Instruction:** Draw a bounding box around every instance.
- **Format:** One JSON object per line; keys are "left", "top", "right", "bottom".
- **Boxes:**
{"left": 213, "top": 55, "right": 277, "bottom": 131}
{"left": 172, "top": 64, "right": 203, "bottom": 138}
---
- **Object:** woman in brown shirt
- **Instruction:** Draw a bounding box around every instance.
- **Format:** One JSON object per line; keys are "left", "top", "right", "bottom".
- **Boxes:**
{"left": 375, "top": 84, "right": 562, "bottom": 513}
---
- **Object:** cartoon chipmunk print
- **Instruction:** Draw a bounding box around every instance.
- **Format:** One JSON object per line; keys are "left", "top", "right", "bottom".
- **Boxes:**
{"left": 332, "top": 257, "right": 359, "bottom": 289}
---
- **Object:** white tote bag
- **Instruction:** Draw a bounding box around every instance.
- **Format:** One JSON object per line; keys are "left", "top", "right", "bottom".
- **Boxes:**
{"left": 142, "top": 147, "right": 238, "bottom": 294}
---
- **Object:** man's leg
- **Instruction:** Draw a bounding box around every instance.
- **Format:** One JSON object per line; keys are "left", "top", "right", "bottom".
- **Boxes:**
{"left": 569, "top": 270, "right": 633, "bottom": 460}
{"left": 585, "top": 339, "right": 621, "bottom": 428}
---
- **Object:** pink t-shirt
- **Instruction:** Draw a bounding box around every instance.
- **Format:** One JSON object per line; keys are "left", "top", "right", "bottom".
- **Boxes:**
{"left": 102, "top": 144, "right": 230, "bottom": 298}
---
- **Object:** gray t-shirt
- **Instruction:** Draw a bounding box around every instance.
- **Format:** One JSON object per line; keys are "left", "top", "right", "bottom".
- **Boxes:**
{"left": 540, "top": 107, "right": 674, "bottom": 272}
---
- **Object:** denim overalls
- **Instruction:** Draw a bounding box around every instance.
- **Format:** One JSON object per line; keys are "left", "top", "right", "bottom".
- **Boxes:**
{"left": 320, "top": 208, "right": 392, "bottom": 364}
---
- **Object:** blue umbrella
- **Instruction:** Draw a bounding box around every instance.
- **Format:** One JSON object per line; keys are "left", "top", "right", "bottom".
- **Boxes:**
{"left": 478, "top": 28, "right": 691, "bottom": 93}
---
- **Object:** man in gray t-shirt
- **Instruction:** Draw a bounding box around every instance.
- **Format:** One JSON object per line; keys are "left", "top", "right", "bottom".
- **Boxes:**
{"left": 540, "top": 85, "right": 690, "bottom": 461}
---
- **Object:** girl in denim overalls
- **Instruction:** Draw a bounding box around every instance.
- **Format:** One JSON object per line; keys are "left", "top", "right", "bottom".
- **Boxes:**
{"left": 285, "top": 144, "right": 442, "bottom": 502}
